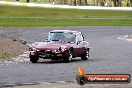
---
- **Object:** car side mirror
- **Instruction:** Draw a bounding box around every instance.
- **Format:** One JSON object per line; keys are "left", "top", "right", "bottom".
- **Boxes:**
{"left": 45, "top": 37, "right": 49, "bottom": 42}
{"left": 46, "top": 40, "right": 50, "bottom": 42}
{"left": 77, "top": 41, "right": 81, "bottom": 45}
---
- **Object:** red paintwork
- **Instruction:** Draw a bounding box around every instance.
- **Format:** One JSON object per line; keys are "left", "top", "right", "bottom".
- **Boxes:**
{"left": 36, "top": 41, "right": 67, "bottom": 51}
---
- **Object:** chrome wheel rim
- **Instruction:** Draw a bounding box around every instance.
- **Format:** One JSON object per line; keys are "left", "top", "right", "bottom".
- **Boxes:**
{"left": 69, "top": 52, "right": 72, "bottom": 61}
{"left": 86, "top": 50, "right": 89, "bottom": 58}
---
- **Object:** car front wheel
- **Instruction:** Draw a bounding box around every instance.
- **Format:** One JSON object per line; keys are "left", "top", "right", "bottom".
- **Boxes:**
{"left": 63, "top": 50, "right": 73, "bottom": 63}
{"left": 81, "top": 48, "right": 89, "bottom": 60}
{"left": 30, "top": 55, "right": 39, "bottom": 63}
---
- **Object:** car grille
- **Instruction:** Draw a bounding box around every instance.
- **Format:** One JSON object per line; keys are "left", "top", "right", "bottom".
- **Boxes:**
{"left": 37, "top": 50, "right": 53, "bottom": 55}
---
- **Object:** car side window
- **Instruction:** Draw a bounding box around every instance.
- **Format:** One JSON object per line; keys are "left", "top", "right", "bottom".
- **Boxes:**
{"left": 76, "top": 33, "right": 84, "bottom": 43}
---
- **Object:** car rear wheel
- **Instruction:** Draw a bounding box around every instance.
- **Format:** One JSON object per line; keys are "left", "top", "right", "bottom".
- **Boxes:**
{"left": 81, "top": 48, "right": 89, "bottom": 60}
{"left": 63, "top": 50, "right": 73, "bottom": 63}
{"left": 30, "top": 55, "right": 39, "bottom": 63}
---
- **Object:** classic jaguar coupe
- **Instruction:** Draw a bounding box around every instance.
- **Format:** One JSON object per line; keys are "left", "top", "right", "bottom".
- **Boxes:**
{"left": 29, "top": 30, "right": 90, "bottom": 63}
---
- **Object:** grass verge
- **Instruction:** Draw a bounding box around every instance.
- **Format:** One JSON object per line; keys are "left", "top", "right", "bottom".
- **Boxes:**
{"left": 0, "top": 18, "right": 132, "bottom": 26}
{"left": 0, "top": 52, "right": 13, "bottom": 60}
{"left": 0, "top": 5, "right": 132, "bottom": 26}
{"left": 0, "top": 35, "right": 28, "bottom": 60}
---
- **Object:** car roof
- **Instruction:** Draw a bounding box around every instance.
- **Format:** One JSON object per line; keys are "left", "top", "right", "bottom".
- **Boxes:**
{"left": 50, "top": 30, "right": 81, "bottom": 34}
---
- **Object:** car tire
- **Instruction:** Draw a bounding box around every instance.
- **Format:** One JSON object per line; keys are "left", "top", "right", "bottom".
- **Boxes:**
{"left": 81, "top": 48, "right": 89, "bottom": 60}
{"left": 63, "top": 50, "right": 73, "bottom": 63}
{"left": 30, "top": 55, "right": 39, "bottom": 63}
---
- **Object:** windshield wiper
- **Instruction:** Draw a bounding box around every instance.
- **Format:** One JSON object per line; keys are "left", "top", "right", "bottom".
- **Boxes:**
{"left": 51, "top": 39, "right": 60, "bottom": 41}
{"left": 50, "top": 39, "right": 66, "bottom": 42}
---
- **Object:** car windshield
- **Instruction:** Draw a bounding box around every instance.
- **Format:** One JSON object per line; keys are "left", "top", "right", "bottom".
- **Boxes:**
{"left": 47, "top": 32, "right": 75, "bottom": 43}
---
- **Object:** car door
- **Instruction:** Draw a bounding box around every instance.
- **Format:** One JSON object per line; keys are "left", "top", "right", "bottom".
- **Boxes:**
{"left": 74, "top": 33, "right": 86, "bottom": 57}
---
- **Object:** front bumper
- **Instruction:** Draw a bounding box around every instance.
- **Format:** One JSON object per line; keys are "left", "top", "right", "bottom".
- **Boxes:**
{"left": 30, "top": 50, "right": 68, "bottom": 60}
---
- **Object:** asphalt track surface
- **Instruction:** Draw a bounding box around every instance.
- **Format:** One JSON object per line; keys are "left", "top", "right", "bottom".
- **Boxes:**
{"left": 0, "top": 26, "right": 132, "bottom": 86}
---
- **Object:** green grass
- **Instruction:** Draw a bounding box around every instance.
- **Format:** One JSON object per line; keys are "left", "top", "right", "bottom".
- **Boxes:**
{"left": 0, "top": 18, "right": 132, "bottom": 26}
{"left": 0, "top": 52, "right": 12, "bottom": 60}
{"left": 0, "top": 5, "right": 132, "bottom": 26}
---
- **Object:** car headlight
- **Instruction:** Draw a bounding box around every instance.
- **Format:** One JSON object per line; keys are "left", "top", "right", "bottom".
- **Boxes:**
{"left": 58, "top": 47, "right": 62, "bottom": 52}
{"left": 29, "top": 42, "right": 40, "bottom": 51}
{"left": 32, "top": 48, "right": 36, "bottom": 51}
{"left": 29, "top": 48, "right": 38, "bottom": 51}
{"left": 60, "top": 45, "right": 67, "bottom": 51}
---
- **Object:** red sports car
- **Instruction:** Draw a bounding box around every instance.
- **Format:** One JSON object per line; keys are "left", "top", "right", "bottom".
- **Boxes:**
{"left": 29, "top": 30, "right": 90, "bottom": 63}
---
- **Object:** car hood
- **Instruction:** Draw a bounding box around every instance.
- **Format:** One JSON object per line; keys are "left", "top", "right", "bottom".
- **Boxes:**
{"left": 34, "top": 41, "right": 67, "bottom": 51}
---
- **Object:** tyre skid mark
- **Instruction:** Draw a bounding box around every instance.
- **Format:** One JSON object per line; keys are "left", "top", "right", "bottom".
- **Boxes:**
{"left": 0, "top": 81, "right": 76, "bottom": 87}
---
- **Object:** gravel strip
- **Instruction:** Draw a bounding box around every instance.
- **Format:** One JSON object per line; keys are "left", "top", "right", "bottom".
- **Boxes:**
{"left": 0, "top": 33, "right": 28, "bottom": 61}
